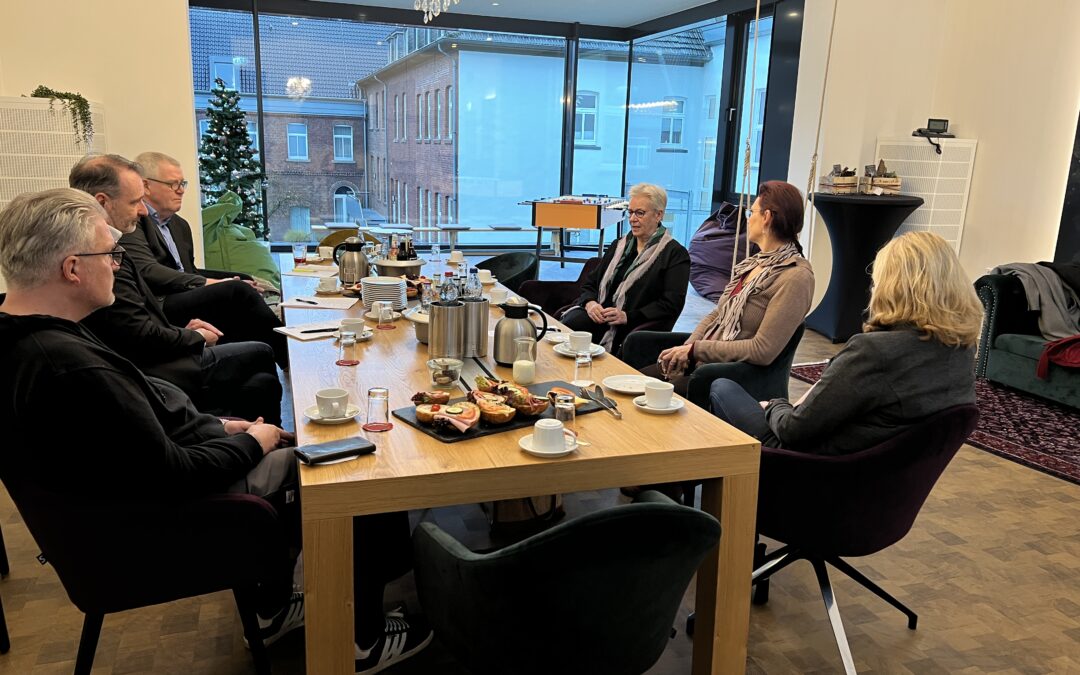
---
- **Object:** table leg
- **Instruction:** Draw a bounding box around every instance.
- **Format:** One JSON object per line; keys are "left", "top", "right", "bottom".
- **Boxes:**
{"left": 692, "top": 473, "right": 759, "bottom": 674}
{"left": 303, "top": 516, "right": 355, "bottom": 674}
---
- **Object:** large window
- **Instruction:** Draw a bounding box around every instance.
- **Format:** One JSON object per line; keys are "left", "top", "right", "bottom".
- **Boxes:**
{"left": 730, "top": 16, "right": 773, "bottom": 194}
{"left": 334, "top": 125, "right": 354, "bottom": 161}
{"left": 287, "top": 123, "right": 308, "bottom": 160}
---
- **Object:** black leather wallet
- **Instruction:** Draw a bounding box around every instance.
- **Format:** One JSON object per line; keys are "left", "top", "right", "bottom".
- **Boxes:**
{"left": 294, "top": 437, "right": 376, "bottom": 465}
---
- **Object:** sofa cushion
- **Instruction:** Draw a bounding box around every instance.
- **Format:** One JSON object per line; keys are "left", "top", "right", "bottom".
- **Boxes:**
{"left": 994, "top": 333, "right": 1047, "bottom": 360}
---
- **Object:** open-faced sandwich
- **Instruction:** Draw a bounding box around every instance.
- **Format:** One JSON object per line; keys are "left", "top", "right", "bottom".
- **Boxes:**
{"left": 546, "top": 386, "right": 590, "bottom": 408}
{"left": 474, "top": 376, "right": 550, "bottom": 416}
{"left": 415, "top": 401, "right": 481, "bottom": 434}
{"left": 411, "top": 391, "right": 451, "bottom": 405}
{"left": 467, "top": 391, "right": 517, "bottom": 424}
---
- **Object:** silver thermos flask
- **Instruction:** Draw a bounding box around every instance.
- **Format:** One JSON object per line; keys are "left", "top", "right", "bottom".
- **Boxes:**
{"left": 429, "top": 301, "right": 464, "bottom": 359}
{"left": 461, "top": 297, "right": 489, "bottom": 358}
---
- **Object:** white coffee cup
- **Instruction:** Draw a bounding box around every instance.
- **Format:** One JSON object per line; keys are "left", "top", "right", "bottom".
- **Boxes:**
{"left": 644, "top": 381, "right": 675, "bottom": 409}
{"left": 489, "top": 288, "right": 508, "bottom": 304}
{"left": 340, "top": 317, "right": 366, "bottom": 334}
{"left": 315, "top": 387, "right": 350, "bottom": 419}
{"left": 449, "top": 250, "right": 464, "bottom": 263}
{"left": 532, "top": 418, "right": 576, "bottom": 452}
{"left": 478, "top": 269, "right": 493, "bottom": 283}
{"left": 569, "top": 331, "right": 592, "bottom": 353}
{"left": 318, "top": 246, "right": 334, "bottom": 260}
{"left": 317, "top": 277, "right": 338, "bottom": 292}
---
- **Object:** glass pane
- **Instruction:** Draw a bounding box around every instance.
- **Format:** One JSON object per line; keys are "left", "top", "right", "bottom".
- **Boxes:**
{"left": 626, "top": 18, "right": 726, "bottom": 245}
{"left": 731, "top": 15, "right": 773, "bottom": 195}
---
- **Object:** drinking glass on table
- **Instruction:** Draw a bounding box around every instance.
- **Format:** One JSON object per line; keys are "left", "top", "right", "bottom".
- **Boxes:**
{"left": 377, "top": 305, "right": 396, "bottom": 330}
{"left": 572, "top": 350, "right": 593, "bottom": 387}
{"left": 553, "top": 393, "right": 588, "bottom": 446}
{"left": 430, "top": 243, "right": 441, "bottom": 262}
{"left": 336, "top": 331, "right": 360, "bottom": 366}
{"left": 362, "top": 387, "right": 393, "bottom": 432}
{"left": 291, "top": 243, "right": 307, "bottom": 266}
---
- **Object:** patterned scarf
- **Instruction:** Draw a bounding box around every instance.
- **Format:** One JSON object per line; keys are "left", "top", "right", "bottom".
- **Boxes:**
{"left": 594, "top": 226, "right": 676, "bottom": 350}
{"left": 703, "top": 241, "right": 802, "bottom": 342}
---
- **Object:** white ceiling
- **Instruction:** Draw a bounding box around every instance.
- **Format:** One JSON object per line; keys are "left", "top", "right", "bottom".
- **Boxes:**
{"left": 311, "top": 0, "right": 716, "bottom": 28}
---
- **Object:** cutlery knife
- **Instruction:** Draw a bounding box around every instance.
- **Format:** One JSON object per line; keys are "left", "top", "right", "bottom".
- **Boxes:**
{"left": 580, "top": 386, "right": 622, "bottom": 419}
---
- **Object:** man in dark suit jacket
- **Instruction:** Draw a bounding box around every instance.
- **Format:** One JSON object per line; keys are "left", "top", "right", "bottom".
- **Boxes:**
{"left": 123, "top": 152, "right": 288, "bottom": 368}
{"left": 70, "top": 154, "right": 282, "bottom": 424}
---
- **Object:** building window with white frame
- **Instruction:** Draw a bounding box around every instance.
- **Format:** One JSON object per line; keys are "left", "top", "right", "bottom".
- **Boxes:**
{"left": 435, "top": 89, "right": 442, "bottom": 140}
{"left": 416, "top": 94, "right": 422, "bottom": 141}
{"left": 287, "top": 123, "right": 308, "bottom": 160}
{"left": 446, "top": 85, "right": 454, "bottom": 142}
{"left": 425, "top": 92, "right": 432, "bottom": 140}
{"left": 426, "top": 189, "right": 433, "bottom": 226}
{"left": 417, "top": 187, "right": 424, "bottom": 226}
{"left": 393, "top": 95, "right": 400, "bottom": 141}
{"left": 404, "top": 183, "right": 410, "bottom": 224}
{"left": 210, "top": 56, "right": 240, "bottom": 89}
{"left": 575, "top": 91, "right": 598, "bottom": 145}
{"left": 436, "top": 192, "right": 442, "bottom": 224}
{"left": 198, "top": 119, "right": 211, "bottom": 142}
{"left": 660, "top": 97, "right": 686, "bottom": 146}
{"left": 246, "top": 121, "right": 259, "bottom": 154}
{"left": 334, "top": 125, "right": 354, "bottom": 162}
{"left": 289, "top": 206, "right": 310, "bottom": 233}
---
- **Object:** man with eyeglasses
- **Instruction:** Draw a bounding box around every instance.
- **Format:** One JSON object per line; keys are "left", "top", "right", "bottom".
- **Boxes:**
{"left": 70, "top": 154, "right": 283, "bottom": 425}
{"left": 117, "top": 151, "right": 288, "bottom": 370}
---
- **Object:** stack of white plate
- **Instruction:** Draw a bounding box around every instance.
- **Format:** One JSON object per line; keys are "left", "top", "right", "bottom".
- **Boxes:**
{"left": 360, "top": 276, "right": 407, "bottom": 310}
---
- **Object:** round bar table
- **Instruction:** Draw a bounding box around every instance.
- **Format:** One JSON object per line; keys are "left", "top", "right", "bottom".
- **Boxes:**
{"left": 806, "top": 193, "right": 923, "bottom": 342}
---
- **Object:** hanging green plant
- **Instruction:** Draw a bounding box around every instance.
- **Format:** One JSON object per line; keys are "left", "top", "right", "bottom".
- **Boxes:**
{"left": 27, "top": 85, "right": 94, "bottom": 147}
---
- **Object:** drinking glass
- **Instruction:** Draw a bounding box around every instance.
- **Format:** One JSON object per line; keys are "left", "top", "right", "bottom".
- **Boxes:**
{"left": 430, "top": 243, "right": 441, "bottom": 262}
{"left": 572, "top": 350, "right": 593, "bottom": 387}
{"left": 554, "top": 394, "right": 577, "bottom": 438}
{"left": 291, "top": 243, "right": 307, "bottom": 266}
{"left": 336, "top": 331, "right": 360, "bottom": 366}
{"left": 377, "top": 305, "right": 396, "bottom": 330}
{"left": 362, "top": 387, "right": 393, "bottom": 432}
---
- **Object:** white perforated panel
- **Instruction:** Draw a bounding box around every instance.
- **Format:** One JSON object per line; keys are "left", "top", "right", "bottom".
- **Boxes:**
{"left": 0, "top": 96, "right": 107, "bottom": 211}
{"left": 874, "top": 136, "right": 977, "bottom": 253}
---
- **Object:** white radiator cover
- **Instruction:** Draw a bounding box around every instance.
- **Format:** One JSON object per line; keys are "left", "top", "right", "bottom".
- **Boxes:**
{"left": 873, "top": 136, "right": 978, "bottom": 253}
{"left": 0, "top": 95, "right": 108, "bottom": 211}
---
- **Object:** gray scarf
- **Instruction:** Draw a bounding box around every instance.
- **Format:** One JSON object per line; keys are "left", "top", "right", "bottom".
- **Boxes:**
{"left": 703, "top": 241, "right": 802, "bottom": 342}
{"left": 595, "top": 227, "right": 677, "bottom": 350}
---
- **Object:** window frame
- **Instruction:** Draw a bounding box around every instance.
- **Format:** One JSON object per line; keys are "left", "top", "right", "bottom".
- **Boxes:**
{"left": 574, "top": 90, "right": 599, "bottom": 146}
{"left": 286, "top": 122, "right": 309, "bottom": 161}
{"left": 333, "top": 124, "right": 354, "bottom": 162}
{"left": 209, "top": 56, "right": 240, "bottom": 89}
{"left": 659, "top": 96, "right": 686, "bottom": 147}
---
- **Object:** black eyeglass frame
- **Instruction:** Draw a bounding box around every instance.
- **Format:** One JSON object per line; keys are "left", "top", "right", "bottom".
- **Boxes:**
{"left": 73, "top": 245, "right": 125, "bottom": 265}
{"left": 146, "top": 177, "right": 189, "bottom": 191}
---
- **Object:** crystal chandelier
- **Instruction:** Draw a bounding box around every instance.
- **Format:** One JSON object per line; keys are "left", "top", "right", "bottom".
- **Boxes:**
{"left": 415, "top": 0, "right": 460, "bottom": 24}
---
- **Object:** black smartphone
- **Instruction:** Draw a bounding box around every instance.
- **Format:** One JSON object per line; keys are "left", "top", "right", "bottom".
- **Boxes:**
{"left": 294, "top": 437, "right": 376, "bottom": 465}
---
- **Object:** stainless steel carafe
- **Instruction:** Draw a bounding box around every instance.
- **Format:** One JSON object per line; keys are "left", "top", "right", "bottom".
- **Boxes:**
{"left": 429, "top": 301, "right": 465, "bottom": 359}
{"left": 334, "top": 237, "right": 369, "bottom": 285}
{"left": 461, "top": 297, "right": 489, "bottom": 358}
{"left": 492, "top": 299, "right": 548, "bottom": 366}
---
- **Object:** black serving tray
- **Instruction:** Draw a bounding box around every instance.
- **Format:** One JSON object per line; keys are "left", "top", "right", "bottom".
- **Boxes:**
{"left": 391, "top": 380, "right": 604, "bottom": 444}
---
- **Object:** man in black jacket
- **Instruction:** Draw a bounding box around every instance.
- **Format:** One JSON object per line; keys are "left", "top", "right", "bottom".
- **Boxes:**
{"left": 70, "top": 154, "right": 282, "bottom": 424}
{"left": 0, "top": 188, "right": 432, "bottom": 671}
{"left": 122, "top": 151, "right": 288, "bottom": 368}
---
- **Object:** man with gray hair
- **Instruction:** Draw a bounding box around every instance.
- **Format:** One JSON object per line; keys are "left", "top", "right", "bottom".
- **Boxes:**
{"left": 70, "top": 154, "right": 282, "bottom": 424}
{"left": 121, "top": 151, "right": 287, "bottom": 368}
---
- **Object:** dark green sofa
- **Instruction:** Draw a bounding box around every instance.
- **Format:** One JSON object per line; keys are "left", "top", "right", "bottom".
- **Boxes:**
{"left": 974, "top": 274, "right": 1080, "bottom": 408}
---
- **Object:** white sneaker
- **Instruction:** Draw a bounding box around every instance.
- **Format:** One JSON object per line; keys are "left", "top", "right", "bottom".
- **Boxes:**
{"left": 250, "top": 591, "right": 305, "bottom": 648}
{"left": 354, "top": 613, "right": 433, "bottom": 674}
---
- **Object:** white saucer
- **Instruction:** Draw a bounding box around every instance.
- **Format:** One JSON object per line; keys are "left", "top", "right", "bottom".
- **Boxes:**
{"left": 602, "top": 374, "right": 662, "bottom": 395}
{"left": 333, "top": 329, "right": 374, "bottom": 341}
{"left": 364, "top": 310, "right": 403, "bottom": 321}
{"left": 305, "top": 255, "right": 325, "bottom": 263}
{"left": 480, "top": 277, "right": 498, "bottom": 285}
{"left": 314, "top": 287, "right": 341, "bottom": 296}
{"left": 553, "top": 342, "right": 606, "bottom": 358}
{"left": 543, "top": 332, "right": 569, "bottom": 344}
{"left": 632, "top": 396, "right": 684, "bottom": 415}
{"left": 304, "top": 404, "right": 361, "bottom": 424}
{"left": 519, "top": 433, "right": 578, "bottom": 458}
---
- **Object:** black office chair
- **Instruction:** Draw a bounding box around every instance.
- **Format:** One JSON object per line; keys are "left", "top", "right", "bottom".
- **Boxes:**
{"left": 476, "top": 252, "right": 539, "bottom": 294}
{"left": 413, "top": 491, "right": 720, "bottom": 675}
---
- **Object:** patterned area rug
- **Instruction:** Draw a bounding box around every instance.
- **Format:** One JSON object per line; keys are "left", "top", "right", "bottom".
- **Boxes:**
{"left": 790, "top": 362, "right": 1080, "bottom": 486}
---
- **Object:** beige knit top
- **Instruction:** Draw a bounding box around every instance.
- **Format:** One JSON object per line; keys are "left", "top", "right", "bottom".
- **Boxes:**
{"left": 687, "top": 256, "right": 815, "bottom": 366}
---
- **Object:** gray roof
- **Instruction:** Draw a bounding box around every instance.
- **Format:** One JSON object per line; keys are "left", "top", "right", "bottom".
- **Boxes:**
{"left": 190, "top": 8, "right": 390, "bottom": 98}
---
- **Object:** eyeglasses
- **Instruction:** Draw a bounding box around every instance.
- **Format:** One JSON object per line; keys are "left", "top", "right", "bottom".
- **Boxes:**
{"left": 146, "top": 177, "right": 189, "bottom": 192}
{"left": 627, "top": 209, "right": 653, "bottom": 219}
{"left": 745, "top": 208, "right": 766, "bottom": 220}
{"left": 74, "top": 245, "right": 125, "bottom": 266}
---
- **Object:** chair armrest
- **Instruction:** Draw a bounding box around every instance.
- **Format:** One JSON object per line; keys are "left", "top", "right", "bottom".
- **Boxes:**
{"left": 974, "top": 274, "right": 1040, "bottom": 376}
{"left": 630, "top": 317, "right": 677, "bottom": 334}
{"left": 517, "top": 280, "right": 582, "bottom": 317}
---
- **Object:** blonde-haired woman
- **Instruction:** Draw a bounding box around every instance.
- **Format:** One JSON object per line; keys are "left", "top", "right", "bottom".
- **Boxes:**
{"left": 709, "top": 231, "right": 983, "bottom": 454}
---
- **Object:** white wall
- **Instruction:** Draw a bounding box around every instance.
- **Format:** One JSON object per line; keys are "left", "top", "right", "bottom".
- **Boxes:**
{"left": 0, "top": 0, "right": 204, "bottom": 260}
{"left": 789, "top": 0, "right": 1080, "bottom": 307}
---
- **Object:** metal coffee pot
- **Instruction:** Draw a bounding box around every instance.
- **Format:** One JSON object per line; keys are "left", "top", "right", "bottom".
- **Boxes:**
{"left": 333, "top": 237, "right": 369, "bottom": 285}
{"left": 492, "top": 298, "right": 548, "bottom": 366}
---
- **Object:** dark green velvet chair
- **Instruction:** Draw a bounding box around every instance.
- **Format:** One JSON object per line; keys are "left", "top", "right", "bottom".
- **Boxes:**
{"left": 975, "top": 274, "right": 1080, "bottom": 408}
{"left": 476, "top": 252, "right": 539, "bottom": 294}
{"left": 412, "top": 491, "right": 720, "bottom": 675}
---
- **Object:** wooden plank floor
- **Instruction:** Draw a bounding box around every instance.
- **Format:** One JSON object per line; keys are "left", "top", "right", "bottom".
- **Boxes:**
{"left": 3, "top": 267, "right": 1078, "bottom": 673}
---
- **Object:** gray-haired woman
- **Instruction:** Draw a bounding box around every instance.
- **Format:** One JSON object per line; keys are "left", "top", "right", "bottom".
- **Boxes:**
{"left": 559, "top": 183, "right": 690, "bottom": 355}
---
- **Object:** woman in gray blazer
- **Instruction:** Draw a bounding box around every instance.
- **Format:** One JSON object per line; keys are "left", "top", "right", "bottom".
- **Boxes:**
{"left": 710, "top": 231, "right": 984, "bottom": 455}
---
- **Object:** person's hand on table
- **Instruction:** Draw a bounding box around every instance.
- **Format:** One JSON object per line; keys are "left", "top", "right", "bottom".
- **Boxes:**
{"left": 585, "top": 300, "right": 606, "bottom": 324}
{"left": 600, "top": 307, "right": 627, "bottom": 325}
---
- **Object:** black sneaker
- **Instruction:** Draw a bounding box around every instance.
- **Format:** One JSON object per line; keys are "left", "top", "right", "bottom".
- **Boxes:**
{"left": 354, "top": 614, "right": 434, "bottom": 674}
{"left": 247, "top": 591, "right": 305, "bottom": 648}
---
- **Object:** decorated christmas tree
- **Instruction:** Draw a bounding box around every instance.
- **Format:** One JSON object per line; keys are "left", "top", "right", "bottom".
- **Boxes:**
{"left": 198, "top": 78, "right": 267, "bottom": 238}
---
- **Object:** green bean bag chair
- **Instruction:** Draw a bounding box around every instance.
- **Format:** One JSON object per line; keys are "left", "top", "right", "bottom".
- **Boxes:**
{"left": 201, "top": 191, "right": 281, "bottom": 291}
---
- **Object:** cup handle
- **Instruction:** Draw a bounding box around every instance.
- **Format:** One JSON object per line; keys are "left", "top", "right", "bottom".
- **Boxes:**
{"left": 562, "top": 429, "right": 577, "bottom": 446}
{"left": 332, "top": 401, "right": 342, "bottom": 417}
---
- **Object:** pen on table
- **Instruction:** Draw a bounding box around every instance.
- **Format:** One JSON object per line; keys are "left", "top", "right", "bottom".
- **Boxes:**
{"left": 294, "top": 298, "right": 318, "bottom": 305}
{"left": 300, "top": 327, "right": 338, "bottom": 334}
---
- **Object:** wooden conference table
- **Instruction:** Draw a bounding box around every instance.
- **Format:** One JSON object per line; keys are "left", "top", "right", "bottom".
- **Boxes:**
{"left": 282, "top": 264, "right": 760, "bottom": 674}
